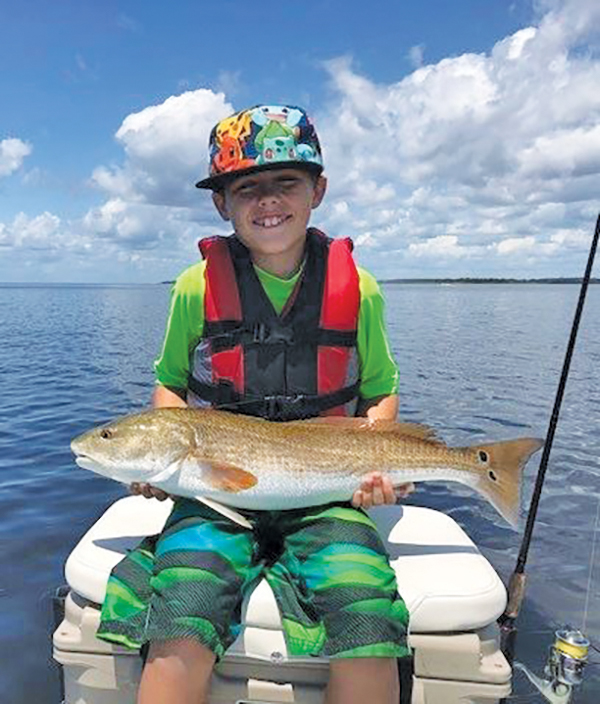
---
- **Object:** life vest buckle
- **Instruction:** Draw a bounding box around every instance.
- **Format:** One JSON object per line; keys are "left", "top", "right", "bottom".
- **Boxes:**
{"left": 252, "top": 323, "right": 295, "bottom": 345}
{"left": 253, "top": 322, "right": 268, "bottom": 343}
{"left": 264, "top": 394, "right": 308, "bottom": 421}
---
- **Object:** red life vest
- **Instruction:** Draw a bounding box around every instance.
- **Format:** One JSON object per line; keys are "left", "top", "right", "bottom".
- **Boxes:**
{"left": 187, "top": 228, "right": 360, "bottom": 421}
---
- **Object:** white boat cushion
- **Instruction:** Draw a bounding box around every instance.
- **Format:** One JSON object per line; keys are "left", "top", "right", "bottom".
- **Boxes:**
{"left": 65, "top": 496, "right": 506, "bottom": 635}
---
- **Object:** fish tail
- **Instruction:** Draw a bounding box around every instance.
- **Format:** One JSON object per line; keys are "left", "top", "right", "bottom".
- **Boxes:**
{"left": 471, "top": 438, "right": 543, "bottom": 527}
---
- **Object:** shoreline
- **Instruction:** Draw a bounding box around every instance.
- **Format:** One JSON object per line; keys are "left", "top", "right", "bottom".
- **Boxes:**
{"left": 0, "top": 278, "right": 598, "bottom": 287}
{"left": 379, "top": 277, "right": 600, "bottom": 285}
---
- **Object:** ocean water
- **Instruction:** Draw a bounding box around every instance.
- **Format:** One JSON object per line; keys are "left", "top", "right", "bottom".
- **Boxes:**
{"left": 1, "top": 282, "right": 599, "bottom": 703}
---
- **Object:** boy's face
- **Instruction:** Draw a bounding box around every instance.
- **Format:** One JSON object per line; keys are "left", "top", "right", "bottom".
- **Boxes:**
{"left": 212, "top": 168, "right": 327, "bottom": 272}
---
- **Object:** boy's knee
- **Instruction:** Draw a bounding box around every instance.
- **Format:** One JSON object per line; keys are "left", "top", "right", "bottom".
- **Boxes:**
{"left": 146, "top": 638, "right": 216, "bottom": 677}
{"left": 139, "top": 640, "right": 216, "bottom": 703}
{"left": 330, "top": 656, "right": 397, "bottom": 676}
{"left": 328, "top": 658, "right": 400, "bottom": 703}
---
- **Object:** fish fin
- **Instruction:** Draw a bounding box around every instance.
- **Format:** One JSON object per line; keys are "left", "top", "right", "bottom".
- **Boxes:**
{"left": 388, "top": 421, "right": 441, "bottom": 442}
{"left": 149, "top": 461, "right": 181, "bottom": 484}
{"left": 302, "top": 416, "right": 372, "bottom": 428}
{"left": 305, "top": 416, "right": 441, "bottom": 441}
{"left": 471, "top": 438, "right": 543, "bottom": 527}
{"left": 203, "top": 460, "right": 258, "bottom": 493}
{"left": 196, "top": 497, "right": 252, "bottom": 529}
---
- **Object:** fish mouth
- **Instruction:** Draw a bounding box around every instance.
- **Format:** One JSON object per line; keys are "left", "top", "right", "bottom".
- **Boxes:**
{"left": 71, "top": 443, "right": 101, "bottom": 471}
{"left": 74, "top": 454, "right": 99, "bottom": 471}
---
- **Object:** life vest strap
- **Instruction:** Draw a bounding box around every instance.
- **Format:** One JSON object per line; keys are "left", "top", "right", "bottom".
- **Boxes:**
{"left": 187, "top": 376, "right": 360, "bottom": 422}
{"left": 203, "top": 321, "right": 357, "bottom": 354}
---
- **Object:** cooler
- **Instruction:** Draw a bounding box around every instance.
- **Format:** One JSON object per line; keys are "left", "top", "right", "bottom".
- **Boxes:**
{"left": 53, "top": 496, "right": 512, "bottom": 703}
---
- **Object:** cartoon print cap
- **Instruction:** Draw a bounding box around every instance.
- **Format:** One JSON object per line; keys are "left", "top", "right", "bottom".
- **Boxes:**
{"left": 195, "top": 104, "right": 324, "bottom": 190}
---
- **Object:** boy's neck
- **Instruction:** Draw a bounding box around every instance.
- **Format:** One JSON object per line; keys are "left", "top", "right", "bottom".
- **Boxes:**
{"left": 250, "top": 243, "right": 305, "bottom": 279}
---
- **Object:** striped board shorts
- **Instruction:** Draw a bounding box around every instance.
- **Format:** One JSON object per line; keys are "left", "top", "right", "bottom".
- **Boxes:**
{"left": 97, "top": 499, "right": 410, "bottom": 661}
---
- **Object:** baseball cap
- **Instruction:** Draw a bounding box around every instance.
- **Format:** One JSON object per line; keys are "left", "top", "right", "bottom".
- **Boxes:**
{"left": 195, "top": 104, "right": 324, "bottom": 190}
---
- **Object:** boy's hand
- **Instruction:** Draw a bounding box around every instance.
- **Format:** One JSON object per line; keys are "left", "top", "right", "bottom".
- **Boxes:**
{"left": 130, "top": 482, "right": 170, "bottom": 501}
{"left": 351, "top": 473, "right": 415, "bottom": 509}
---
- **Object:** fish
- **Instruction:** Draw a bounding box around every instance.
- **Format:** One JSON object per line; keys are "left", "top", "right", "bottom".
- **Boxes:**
{"left": 71, "top": 407, "right": 543, "bottom": 527}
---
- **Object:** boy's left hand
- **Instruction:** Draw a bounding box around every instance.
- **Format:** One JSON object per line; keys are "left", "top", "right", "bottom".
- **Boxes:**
{"left": 351, "top": 473, "right": 415, "bottom": 509}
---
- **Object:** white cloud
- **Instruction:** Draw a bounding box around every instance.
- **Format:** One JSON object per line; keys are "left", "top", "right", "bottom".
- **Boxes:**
{"left": 91, "top": 89, "right": 233, "bottom": 208}
{"left": 519, "top": 124, "right": 600, "bottom": 178}
{"left": 3, "top": 0, "right": 600, "bottom": 281}
{"left": 408, "top": 44, "right": 425, "bottom": 69}
{"left": 506, "top": 28, "right": 537, "bottom": 60}
{"left": 82, "top": 197, "right": 210, "bottom": 253}
{"left": 0, "top": 211, "right": 79, "bottom": 252}
{"left": 496, "top": 236, "right": 538, "bottom": 255}
{"left": 0, "top": 89, "right": 236, "bottom": 281}
{"left": 316, "top": 0, "right": 600, "bottom": 278}
{"left": 0, "top": 138, "right": 32, "bottom": 177}
{"left": 409, "top": 235, "right": 462, "bottom": 258}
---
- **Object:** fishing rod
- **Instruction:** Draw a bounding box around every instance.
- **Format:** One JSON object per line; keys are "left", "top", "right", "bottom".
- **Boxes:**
{"left": 499, "top": 213, "right": 600, "bottom": 701}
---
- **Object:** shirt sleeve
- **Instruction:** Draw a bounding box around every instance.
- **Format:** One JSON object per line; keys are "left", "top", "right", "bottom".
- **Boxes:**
{"left": 153, "top": 262, "right": 206, "bottom": 390}
{"left": 356, "top": 268, "right": 400, "bottom": 399}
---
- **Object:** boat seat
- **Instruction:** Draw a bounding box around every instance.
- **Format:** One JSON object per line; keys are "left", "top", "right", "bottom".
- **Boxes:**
{"left": 65, "top": 495, "right": 507, "bottom": 635}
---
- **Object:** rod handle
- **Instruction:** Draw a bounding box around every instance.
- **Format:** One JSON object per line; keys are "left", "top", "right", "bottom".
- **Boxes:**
{"left": 504, "top": 571, "right": 527, "bottom": 619}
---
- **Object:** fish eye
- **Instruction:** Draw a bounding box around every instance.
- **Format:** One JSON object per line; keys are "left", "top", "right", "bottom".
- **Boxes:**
{"left": 478, "top": 450, "right": 489, "bottom": 463}
{"left": 100, "top": 429, "right": 113, "bottom": 440}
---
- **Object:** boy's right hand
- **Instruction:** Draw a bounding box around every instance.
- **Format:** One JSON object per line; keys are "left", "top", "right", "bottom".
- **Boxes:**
{"left": 130, "top": 482, "right": 170, "bottom": 501}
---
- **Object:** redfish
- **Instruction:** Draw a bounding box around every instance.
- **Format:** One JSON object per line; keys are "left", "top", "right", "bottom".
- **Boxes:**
{"left": 71, "top": 408, "right": 542, "bottom": 526}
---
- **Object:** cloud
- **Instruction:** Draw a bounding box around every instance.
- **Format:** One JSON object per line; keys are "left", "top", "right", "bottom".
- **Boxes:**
{"left": 315, "top": 0, "right": 600, "bottom": 277}
{"left": 3, "top": 0, "right": 600, "bottom": 282}
{"left": 216, "top": 70, "right": 242, "bottom": 98}
{"left": 82, "top": 197, "right": 213, "bottom": 253}
{"left": 0, "top": 138, "right": 32, "bottom": 178}
{"left": 91, "top": 89, "right": 233, "bottom": 208}
{"left": 409, "top": 235, "right": 464, "bottom": 258}
{"left": 518, "top": 124, "right": 600, "bottom": 178}
{"left": 0, "top": 212, "right": 73, "bottom": 251}
{"left": 0, "top": 89, "right": 236, "bottom": 280}
{"left": 407, "top": 44, "right": 425, "bottom": 69}
{"left": 495, "top": 236, "right": 538, "bottom": 255}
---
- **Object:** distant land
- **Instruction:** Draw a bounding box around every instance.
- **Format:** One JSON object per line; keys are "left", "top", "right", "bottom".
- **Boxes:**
{"left": 378, "top": 277, "right": 600, "bottom": 284}
{"left": 158, "top": 277, "right": 600, "bottom": 285}
{"left": 0, "top": 278, "right": 597, "bottom": 287}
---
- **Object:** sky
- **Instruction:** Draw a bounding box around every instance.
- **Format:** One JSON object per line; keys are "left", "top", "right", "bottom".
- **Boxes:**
{"left": 1, "top": 0, "right": 600, "bottom": 283}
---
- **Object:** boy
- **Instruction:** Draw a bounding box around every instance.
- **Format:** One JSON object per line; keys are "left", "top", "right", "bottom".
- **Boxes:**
{"left": 98, "top": 104, "right": 412, "bottom": 704}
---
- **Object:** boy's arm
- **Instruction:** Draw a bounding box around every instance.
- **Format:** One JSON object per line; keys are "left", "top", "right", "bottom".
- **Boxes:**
{"left": 352, "top": 394, "right": 415, "bottom": 508}
{"left": 352, "top": 271, "right": 413, "bottom": 508}
{"left": 356, "top": 393, "right": 399, "bottom": 420}
{"left": 351, "top": 394, "right": 415, "bottom": 509}
{"left": 153, "top": 384, "right": 188, "bottom": 409}
{"left": 364, "top": 395, "right": 408, "bottom": 506}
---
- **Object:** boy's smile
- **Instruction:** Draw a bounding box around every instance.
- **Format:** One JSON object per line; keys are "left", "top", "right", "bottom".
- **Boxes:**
{"left": 212, "top": 168, "right": 327, "bottom": 277}
{"left": 253, "top": 214, "right": 291, "bottom": 229}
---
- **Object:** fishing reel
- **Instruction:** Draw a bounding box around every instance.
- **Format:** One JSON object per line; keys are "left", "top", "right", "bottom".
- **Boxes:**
{"left": 514, "top": 627, "right": 590, "bottom": 704}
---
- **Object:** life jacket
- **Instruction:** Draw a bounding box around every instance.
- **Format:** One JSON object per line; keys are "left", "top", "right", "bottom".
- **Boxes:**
{"left": 187, "top": 228, "right": 360, "bottom": 421}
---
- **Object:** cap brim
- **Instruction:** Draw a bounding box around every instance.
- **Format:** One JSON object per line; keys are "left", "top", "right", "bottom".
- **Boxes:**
{"left": 195, "top": 161, "right": 323, "bottom": 190}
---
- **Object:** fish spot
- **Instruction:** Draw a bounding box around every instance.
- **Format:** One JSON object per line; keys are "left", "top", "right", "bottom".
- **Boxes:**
{"left": 488, "top": 470, "right": 498, "bottom": 482}
{"left": 478, "top": 450, "right": 489, "bottom": 463}
{"left": 101, "top": 429, "right": 113, "bottom": 440}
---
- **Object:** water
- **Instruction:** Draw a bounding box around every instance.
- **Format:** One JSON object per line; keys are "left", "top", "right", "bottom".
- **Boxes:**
{"left": 1, "top": 282, "right": 599, "bottom": 703}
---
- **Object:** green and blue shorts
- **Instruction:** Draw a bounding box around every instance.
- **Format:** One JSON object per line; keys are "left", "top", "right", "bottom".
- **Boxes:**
{"left": 97, "top": 499, "right": 410, "bottom": 660}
